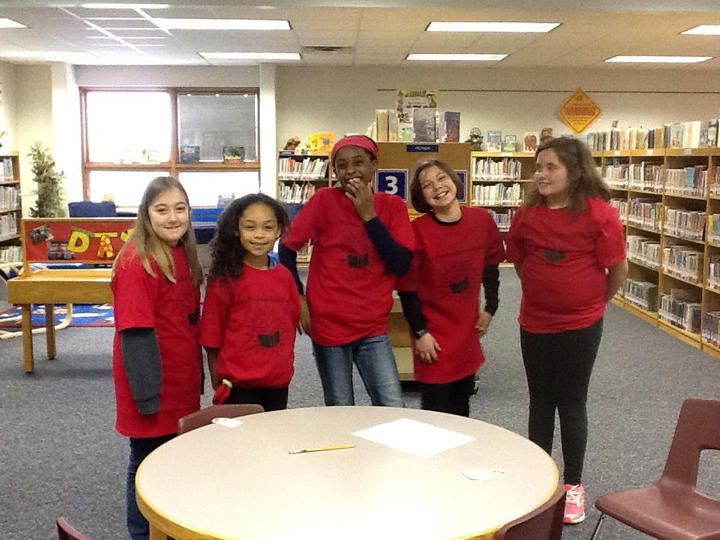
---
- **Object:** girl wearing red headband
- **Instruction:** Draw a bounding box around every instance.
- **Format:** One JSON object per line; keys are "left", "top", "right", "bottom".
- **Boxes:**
{"left": 279, "top": 135, "right": 414, "bottom": 406}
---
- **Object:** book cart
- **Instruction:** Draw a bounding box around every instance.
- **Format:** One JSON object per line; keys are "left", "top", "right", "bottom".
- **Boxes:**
{"left": 376, "top": 142, "right": 472, "bottom": 381}
{"left": 598, "top": 147, "right": 720, "bottom": 359}
{"left": 276, "top": 152, "right": 331, "bottom": 264}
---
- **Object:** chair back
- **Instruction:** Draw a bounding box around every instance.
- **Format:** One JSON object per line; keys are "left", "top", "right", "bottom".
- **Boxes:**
{"left": 661, "top": 398, "right": 720, "bottom": 488}
{"left": 57, "top": 518, "right": 92, "bottom": 540}
{"left": 495, "top": 485, "right": 565, "bottom": 540}
{"left": 67, "top": 201, "right": 117, "bottom": 217}
{"left": 177, "top": 403, "right": 265, "bottom": 435}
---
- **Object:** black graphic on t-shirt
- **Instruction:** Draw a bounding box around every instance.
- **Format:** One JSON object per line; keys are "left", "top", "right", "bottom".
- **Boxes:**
{"left": 544, "top": 249, "right": 566, "bottom": 263}
{"left": 347, "top": 253, "right": 369, "bottom": 268}
{"left": 449, "top": 277, "right": 469, "bottom": 294}
{"left": 257, "top": 331, "right": 280, "bottom": 348}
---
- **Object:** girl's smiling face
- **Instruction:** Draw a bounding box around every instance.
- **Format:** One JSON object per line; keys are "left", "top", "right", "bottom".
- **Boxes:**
{"left": 148, "top": 187, "right": 189, "bottom": 247}
{"left": 534, "top": 148, "right": 570, "bottom": 208}
{"left": 419, "top": 164, "right": 458, "bottom": 212}
{"left": 333, "top": 146, "right": 377, "bottom": 193}
{"left": 238, "top": 202, "right": 280, "bottom": 267}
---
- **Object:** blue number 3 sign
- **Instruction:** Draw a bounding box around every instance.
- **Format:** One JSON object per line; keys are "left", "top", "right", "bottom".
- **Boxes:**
{"left": 376, "top": 169, "right": 408, "bottom": 201}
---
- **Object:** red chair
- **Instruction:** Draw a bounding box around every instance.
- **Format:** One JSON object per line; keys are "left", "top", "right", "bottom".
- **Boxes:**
{"left": 590, "top": 398, "right": 720, "bottom": 540}
{"left": 495, "top": 485, "right": 565, "bottom": 540}
{"left": 56, "top": 518, "right": 92, "bottom": 540}
{"left": 177, "top": 403, "right": 264, "bottom": 435}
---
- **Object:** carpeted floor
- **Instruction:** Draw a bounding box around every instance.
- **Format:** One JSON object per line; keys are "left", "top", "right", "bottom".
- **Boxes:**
{"left": 1, "top": 268, "right": 720, "bottom": 539}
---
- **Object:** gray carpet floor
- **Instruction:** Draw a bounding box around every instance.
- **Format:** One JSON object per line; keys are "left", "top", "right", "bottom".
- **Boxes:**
{"left": 2, "top": 268, "right": 720, "bottom": 539}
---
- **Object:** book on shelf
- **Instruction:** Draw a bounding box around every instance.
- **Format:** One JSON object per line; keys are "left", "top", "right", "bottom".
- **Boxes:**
{"left": 441, "top": 111, "right": 461, "bottom": 143}
{"left": 222, "top": 146, "right": 245, "bottom": 163}
{"left": 485, "top": 130, "right": 502, "bottom": 152}
{"left": 412, "top": 108, "right": 437, "bottom": 143}
{"left": 180, "top": 145, "right": 200, "bottom": 164}
{"left": 708, "top": 119, "right": 719, "bottom": 147}
{"left": 0, "top": 156, "right": 14, "bottom": 179}
{"left": 523, "top": 132, "right": 540, "bottom": 152}
{"left": 375, "top": 109, "right": 390, "bottom": 142}
{"left": 502, "top": 135, "right": 517, "bottom": 152}
{"left": 388, "top": 112, "right": 399, "bottom": 142}
{"left": 398, "top": 121, "right": 414, "bottom": 143}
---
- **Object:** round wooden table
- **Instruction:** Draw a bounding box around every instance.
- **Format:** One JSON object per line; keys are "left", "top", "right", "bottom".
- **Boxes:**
{"left": 137, "top": 406, "right": 558, "bottom": 540}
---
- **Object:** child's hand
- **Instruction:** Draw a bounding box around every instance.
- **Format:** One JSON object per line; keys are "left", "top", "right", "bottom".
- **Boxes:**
{"left": 298, "top": 295, "right": 312, "bottom": 336}
{"left": 476, "top": 311, "right": 493, "bottom": 338}
{"left": 415, "top": 332, "right": 441, "bottom": 364}
{"left": 344, "top": 179, "right": 377, "bottom": 222}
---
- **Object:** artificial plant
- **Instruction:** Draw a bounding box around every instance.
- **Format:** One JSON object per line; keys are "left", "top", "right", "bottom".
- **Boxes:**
{"left": 28, "top": 142, "right": 65, "bottom": 218}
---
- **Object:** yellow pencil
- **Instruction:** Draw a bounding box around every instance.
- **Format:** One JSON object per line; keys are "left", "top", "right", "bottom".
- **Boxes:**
{"left": 289, "top": 444, "right": 355, "bottom": 454}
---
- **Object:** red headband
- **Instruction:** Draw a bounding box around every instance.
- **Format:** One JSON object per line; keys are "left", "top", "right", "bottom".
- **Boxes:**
{"left": 331, "top": 135, "right": 378, "bottom": 163}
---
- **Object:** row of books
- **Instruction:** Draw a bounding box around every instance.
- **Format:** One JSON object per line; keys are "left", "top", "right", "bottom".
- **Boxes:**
{"left": 624, "top": 278, "right": 658, "bottom": 312}
{"left": 278, "top": 157, "right": 328, "bottom": 180}
{"left": 706, "top": 255, "right": 720, "bottom": 289}
{"left": 471, "top": 183, "right": 522, "bottom": 206}
{"left": 372, "top": 109, "right": 460, "bottom": 144}
{"left": 659, "top": 289, "right": 702, "bottom": 332}
{"left": 707, "top": 214, "right": 720, "bottom": 244}
{"left": 664, "top": 208, "right": 705, "bottom": 242}
{"left": 701, "top": 311, "right": 720, "bottom": 346}
{"left": 609, "top": 198, "right": 628, "bottom": 224}
{"left": 486, "top": 209, "right": 516, "bottom": 230}
{"left": 279, "top": 182, "right": 316, "bottom": 204}
{"left": 586, "top": 120, "right": 720, "bottom": 151}
{"left": 663, "top": 244, "right": 704, "bottom": 283}
{"left": 0, "top": 213, "right": 18, "bottom": 239}
{"left": 628, "top": 199, "right": 662, "bottom": 231}
{"left": 664, "top": 167, "right": 708, "bottom": 197}
{"left": 0, "top": 156, "right": 14, "bottom": 180}
{"left": 626, "top": 234, "right": 661, "bottom": 270}
{"left": 472, "top": 158, "right": 522, "bottom": 180}
{"left": 0, "top": 244, "right": 21, "bottom": 264}
{"left": 0, "top": 185, "right": 19, "bottom": 212}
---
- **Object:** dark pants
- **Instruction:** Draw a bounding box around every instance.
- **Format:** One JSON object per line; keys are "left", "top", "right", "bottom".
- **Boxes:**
{"left": 420, "top": 374, "right": 476, "bottom": 417}
{"left": 226, "top": 385, "right": 289, "bottom": 411}
{"left": 127, "top": 434, "right": 174, "bottom": 540}
{"left": 520, "top": 318, "right": 603, "bottom": 486}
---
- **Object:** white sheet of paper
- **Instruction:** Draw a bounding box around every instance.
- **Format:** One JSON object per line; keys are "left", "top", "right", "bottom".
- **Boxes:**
{"left": 352, "top": 418, "right": 475, "bottom": 457}
{"left": 463, "top": 468, "right": 508, "bottom": 480}
{"left": 211, "top": 417, "right": 243, "bottom": 428}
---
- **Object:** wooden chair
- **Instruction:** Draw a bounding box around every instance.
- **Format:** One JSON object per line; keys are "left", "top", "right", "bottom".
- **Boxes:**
{"left": 590, "top": 398, "right": 720, "bottom": 540}
{"left": 494, "top": 485, "right": 565, "bottom": 540}
{"left": 177, "top": 404, "right": 264, "bottom": 435}
{"left": 56, "top": 518, "right": 92, "bottom": 540}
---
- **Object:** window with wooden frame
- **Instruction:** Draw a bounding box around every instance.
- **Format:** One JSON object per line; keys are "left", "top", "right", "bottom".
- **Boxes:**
{"left": 81, "top": 87, "right": 260, "bottom": 209}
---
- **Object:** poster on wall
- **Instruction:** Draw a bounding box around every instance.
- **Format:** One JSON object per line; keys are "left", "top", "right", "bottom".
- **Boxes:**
{"left": 23, "top": 218, "right": 135, "bottom": 263}
{"left": 396, "top": 89, "right": 438, "bottom": 123}
{"left": 558, "top": 88, "right": 602, "bottom": 135}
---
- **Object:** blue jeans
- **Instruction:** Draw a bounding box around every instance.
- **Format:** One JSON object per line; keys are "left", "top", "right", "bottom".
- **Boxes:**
{"left": 126, "top": 434, "right": 174, "bottom": 540}
{"left": 312, "top": 334, "right": 404, "bottom": 407}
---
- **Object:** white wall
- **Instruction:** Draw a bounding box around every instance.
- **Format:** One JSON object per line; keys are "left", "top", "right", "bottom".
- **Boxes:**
{"left": 276, "top": 66, "right": 720, "bottom": 148}
{"left": 0, "top": 61, "right": 18, "bottom": 153}
{"left": 74, "top": 65, "right": 260, "bottom": 88}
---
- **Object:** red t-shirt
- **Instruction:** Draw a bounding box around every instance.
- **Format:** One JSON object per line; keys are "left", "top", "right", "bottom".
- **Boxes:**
{"left": 283, "top": 187, "right": 414, "bottom": 346}
{"left": 112, "top": 244, "right": 202, "bottom": 438}
{"left": 505, "top": 198, "right": 626, "bottom": 334}
{"left": 199, "top": 265, "right": 301, "bottom": 388}
{"left": 396, "top": 207, "right": 506, "bottom": 384}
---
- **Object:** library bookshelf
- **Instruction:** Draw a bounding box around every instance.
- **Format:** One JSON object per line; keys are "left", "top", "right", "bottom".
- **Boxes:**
{"left": 277, "top": 152, "right": 331, "bottom": 264}
{"left": 469, "top": 152, "right": 535, "bottom": 232}
{"left": 598, "top": 147, "right": 720, "bottom": 359}
{"left": 0, "top": 152, "right": 21, "bottom": 271}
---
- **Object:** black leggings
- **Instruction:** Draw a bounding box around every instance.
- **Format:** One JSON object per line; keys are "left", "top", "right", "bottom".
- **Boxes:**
{"left": 520, "top": 318, "right": 603, "bottom": 485}
{"left": 226, "top": 385, "right": 289, "bottom": 412}
{"left": 420, "top": 374, "right": 476, "bottom": 417}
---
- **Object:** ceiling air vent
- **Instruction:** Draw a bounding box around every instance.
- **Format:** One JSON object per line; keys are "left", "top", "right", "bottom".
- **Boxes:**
{"left": 302, "top": 46, "right": 353, "bottom": 54}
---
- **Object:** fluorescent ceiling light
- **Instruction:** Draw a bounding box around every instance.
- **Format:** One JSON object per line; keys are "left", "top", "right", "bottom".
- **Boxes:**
{"left": 82, "top": 3, "right": 169, "bottom": 8}
{"left": 407, "top": 53, "right": 507, "bottom": 61}
{"left": 199, "top": 52, "right": 300, "bottom": 61}
{"left": 154, "top": 18, "right": 290, "bottom": 30}
{"left": 682, "top": 25, "right": 720, "bottom": 35}
{"left": 427, "top": 22, "right": 559, "bottom": 33}
{"left": 0, "top": 51, "right": 96, "bottom": 61}
{"left": 605, "top": 55, "right": 711, "bottom": 64}
{"left": 0, "top": 18, "right": 27, "bottom": 29}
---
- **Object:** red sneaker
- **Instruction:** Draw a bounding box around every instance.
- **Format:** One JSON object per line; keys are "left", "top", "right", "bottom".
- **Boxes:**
{"left": 563, "top": 484, "right": 586, "bottom": 524}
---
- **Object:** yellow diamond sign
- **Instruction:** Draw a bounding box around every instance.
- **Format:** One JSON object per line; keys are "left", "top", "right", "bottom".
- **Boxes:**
{"left": 558, "top": 88, "right": 601, "bottom": 134}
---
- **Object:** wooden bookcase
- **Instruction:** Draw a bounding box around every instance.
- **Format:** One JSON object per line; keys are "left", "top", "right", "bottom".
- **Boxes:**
{"left": 0, "top": 152, "right": 22, "bottom": 271}
{"left": 469, "top": 151, "right": 535, "bottom": 232}
{"left": 598, "top": 147, "right": 720, "bottom": 359}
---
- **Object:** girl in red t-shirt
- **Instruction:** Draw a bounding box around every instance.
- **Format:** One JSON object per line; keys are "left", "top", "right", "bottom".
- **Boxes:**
{"left": 111, "top": 176, "right": 204, "bottom": 540}
{"left": 200, "top": 193, "right": 300, "bottom": 412}
{"left": 506, "top": 137, "right": 628, "bottom": 525}
{"left": 396, "top": 158, "right": 505, "bottom": 416}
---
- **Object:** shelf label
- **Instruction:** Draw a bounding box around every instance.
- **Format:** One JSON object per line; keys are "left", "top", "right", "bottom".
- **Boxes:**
{"left": 406, "top": 144, "right": 439, "bottom": 153}
{"left": 376, "top": 169, "right": 408, "bottom": 201}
